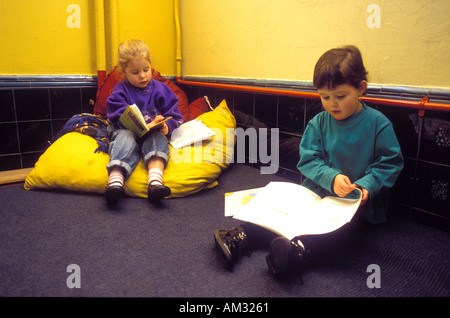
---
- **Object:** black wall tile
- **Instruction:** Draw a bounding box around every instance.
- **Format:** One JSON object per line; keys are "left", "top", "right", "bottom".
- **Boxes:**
{"left": 0, "top": 123, "right": 19, "bottom": 155}
{"left": 81, "top": 87, "right": 97, "bottom": 113}
{"left": 234, "top": 92, "right": 253, "bottom": 116}
{"left": 0, "top": 155, "right": 22, "bottom": 171}
{"left": 413, "top": 161, "right": 449, "bottom": 219}
{"left": 255, "top": 94, "right": 277, "bottom": 127}
{"left": 15, "top": 89, "right": 50, "bottom": 121}
{"left": 417, "top": 111, "right": 450, "bottom": 165}
{"left": 278, "top": 96, "right": 305, "bottom": 134}
{"left": 18, "top": 121, "right": 52, "bottom": 153}
{"left": 0, "top": 90, "right": 15, "bottom": 122}
{"left": 50, "top": 88, "right": 82, "bottom": 119}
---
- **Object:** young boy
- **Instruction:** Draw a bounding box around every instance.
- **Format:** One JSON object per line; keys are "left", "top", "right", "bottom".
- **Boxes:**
{"left": 213, "top": 45, "right": 404, "bottom": 278}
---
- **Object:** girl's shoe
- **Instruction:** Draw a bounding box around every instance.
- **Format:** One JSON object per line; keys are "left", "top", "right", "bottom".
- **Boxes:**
{"left": 105, "top": 184, "right": 124, "bottom": 204}
{"left": 147, "top": 183, "right": 171, "bottom": 202}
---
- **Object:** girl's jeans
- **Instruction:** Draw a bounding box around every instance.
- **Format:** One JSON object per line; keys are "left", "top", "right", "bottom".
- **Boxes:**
{"left": 106, "top": 126, "right": 170, "bottom": 178}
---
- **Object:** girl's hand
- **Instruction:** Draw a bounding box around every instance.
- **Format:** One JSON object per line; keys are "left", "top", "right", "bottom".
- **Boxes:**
{"left": 159, "top": 123, "right": 169, "bottom": 135}
{"left": 147, "top": 115, "right": 169, "bottom": 135}
{"left": 148, "top": 115, "right": 164, "bottom": 127}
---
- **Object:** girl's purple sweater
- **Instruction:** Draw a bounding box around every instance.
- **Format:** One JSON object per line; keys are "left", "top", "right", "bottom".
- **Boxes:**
{"left": 107, "top": 79, "right": 183, "bottom": 135}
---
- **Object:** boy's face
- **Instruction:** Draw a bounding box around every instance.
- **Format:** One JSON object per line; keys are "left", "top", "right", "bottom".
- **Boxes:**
{"left": 124, "top": 55, "right": 152, "bottom": 88}
{"left": 318, "top": 82, "right": 367, "bottom": 120}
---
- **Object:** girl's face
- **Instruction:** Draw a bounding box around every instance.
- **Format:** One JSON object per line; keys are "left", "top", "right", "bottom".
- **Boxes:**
{"left": 124, "top": 55, "right": 152, "bottom": 88}
{"left": 318, "top": 82, "right": 367, "bottom": 120}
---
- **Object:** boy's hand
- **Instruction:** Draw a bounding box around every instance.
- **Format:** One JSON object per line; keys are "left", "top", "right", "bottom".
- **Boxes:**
{"left": 333, "top": 174, "right": 370, "bottom": 205}
{"left": 333, "top": 174, "right": 356, "bottom": 197}
{"left": 354, "top": 185, "right": 369, "bottom": 205}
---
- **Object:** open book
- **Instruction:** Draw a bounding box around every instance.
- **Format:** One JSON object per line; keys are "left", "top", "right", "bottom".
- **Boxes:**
{"left": 228, "top": 182, "right": 362, "bottom": 239}
{"left": 169, "top": 119, "right": 215, "bottom": 149}
{"left": 119, "top": 104, "right": 171, "bottom": 137}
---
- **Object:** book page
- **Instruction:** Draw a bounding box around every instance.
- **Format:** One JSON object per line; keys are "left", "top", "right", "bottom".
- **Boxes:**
{"left": 119, "top": 104, "right": 148, "bottom": 137}
{"left": 129, "top": 104, "right": 146, "bottom": 123}
{"left": 294, "top": 189, "right": 362, "bottom": 236}
{"left": 232, "top": 182, "right": 322, "bottom": 239}
{"left": 169, "top": 119, "right": 215, "bottom": 149}
{"left": 232, "top": 182, "right": 361, "bottom": 239}
{"left": 224, "top": 187, "right": 263, "bottom": 217}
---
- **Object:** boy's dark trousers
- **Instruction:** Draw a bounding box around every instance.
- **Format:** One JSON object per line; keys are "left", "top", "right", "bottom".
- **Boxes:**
{"left": 241, "top": 210, "right": 366, "bottom": 263}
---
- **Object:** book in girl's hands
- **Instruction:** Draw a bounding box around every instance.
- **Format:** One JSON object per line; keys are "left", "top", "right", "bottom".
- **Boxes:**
{"left": 119, "top": 104, "right": 171, "bottom": 137}
{"left": 229, "top": 182, "right": 362, "bottom": 239}
{"left": 169, "top": 119, "right": 216, "bottom": 149}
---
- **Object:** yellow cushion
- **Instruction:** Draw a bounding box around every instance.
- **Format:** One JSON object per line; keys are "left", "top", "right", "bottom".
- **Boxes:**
{"left": 24, "top": 99, "right": 236, "bottom": 198}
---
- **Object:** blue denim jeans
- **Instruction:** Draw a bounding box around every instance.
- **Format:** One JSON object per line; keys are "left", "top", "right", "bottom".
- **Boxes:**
{"left": 106, "top": 126, "right": 170, "bottom": 178}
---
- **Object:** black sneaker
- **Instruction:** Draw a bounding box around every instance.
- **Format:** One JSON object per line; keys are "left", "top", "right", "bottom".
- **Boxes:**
{"left": 213, "top": 226, "right": 252, "bottom": 270}
{"left": 147, "top": 183, "right": 171, "bottom": 202}
{"left": 105, "top": 184, "right": 124, "bottom": 204}
{"left": 266, "top": 237, "right": 305, "bottom": 279}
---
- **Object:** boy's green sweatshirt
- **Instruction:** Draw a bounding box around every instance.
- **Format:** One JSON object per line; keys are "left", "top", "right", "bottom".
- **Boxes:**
{"left": 297, "top": 103, "right": 404, "bottom": 224}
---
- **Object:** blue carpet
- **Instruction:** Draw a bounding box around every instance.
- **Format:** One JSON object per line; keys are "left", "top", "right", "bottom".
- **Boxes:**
{"left": 0, "top": 164, "right": 448, "bottom": 298}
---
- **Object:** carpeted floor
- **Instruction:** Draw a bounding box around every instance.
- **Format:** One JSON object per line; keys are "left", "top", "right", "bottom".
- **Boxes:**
{"left": 0, "top": 164, "right": 448, "bottom": 300}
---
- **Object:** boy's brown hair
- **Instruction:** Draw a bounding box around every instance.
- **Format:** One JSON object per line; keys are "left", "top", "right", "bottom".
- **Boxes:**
{"left": 313, "top": 45, "right": 368, "bottom": 90}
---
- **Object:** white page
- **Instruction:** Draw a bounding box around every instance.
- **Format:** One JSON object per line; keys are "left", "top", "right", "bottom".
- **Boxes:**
{"left": 293, "top": 192, "right": 361, "bottom": 236}
{"left": 224, "top": 187, "right": 264, "bottom": 217}
{"left": 169, "top": 119, "right": 215, "bottom": 149}
{"left": 232, "top": 182, "right": 361, "bottom": 239}
{"left": 130, "top": 104, "right": 146, "bottom": 123}
{"left": 233, "top": 182, "right": 321, "bottom": 238}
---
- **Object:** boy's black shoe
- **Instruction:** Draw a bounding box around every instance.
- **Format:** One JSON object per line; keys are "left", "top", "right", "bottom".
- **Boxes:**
{"left": 105, "top": 184, "right": 124, "bottom": 204}
{"left": 213, "top": 226, "right": 252, "bottom": 270}
{"left": 266, "top": 237, "right": 305, "bottom": 279}
{"left": 147, "top": 183, "right": 171, "bottom": 202}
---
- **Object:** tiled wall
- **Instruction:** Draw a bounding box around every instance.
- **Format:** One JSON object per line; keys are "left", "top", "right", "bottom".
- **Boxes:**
{"left": 179, "top": 83, "right": 450, "bottom": 232}
{"left": 0, "top": 80, "right": 97, "bottom": 171}
{"left": 0, "top": 77, "right": 448, "bottom": 231}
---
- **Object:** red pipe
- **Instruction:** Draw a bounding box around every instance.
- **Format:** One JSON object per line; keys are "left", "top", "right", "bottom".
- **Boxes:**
{"left": 176, "top": 77, "right": 450, "bottom": 113}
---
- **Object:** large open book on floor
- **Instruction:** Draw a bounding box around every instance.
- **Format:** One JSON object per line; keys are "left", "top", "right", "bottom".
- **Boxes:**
{"left": 226, "top": 182, "right": 362, "bottom": 239}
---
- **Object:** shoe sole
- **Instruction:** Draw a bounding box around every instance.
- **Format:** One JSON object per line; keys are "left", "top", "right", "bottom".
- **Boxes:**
{"left": 105, "top": 186, "right": 124, "bottom": 204}
{"left": 148, "top": 186, "right": 171, "bottom": 202}
{"left": 213, "top": 230, "right": 233, "bottom": 269}
{"left": 266, "top": 237, "right": 293, "bottom": 276}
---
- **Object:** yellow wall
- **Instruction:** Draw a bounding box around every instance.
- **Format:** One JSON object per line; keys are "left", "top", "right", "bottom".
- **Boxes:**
{"left": 106, "top": 0, "right": 176, "bottom": 73}
{"left": 0, "top": 0, "right": 95, "bottom": 75}
{"left": 1, "top": 0, "right": 449, "bottom": 90}
{"left": 0, "top": 0, "right": 176, "bottom": 76}
{"left": 180, "top": 0, "right": 450, "bottom": 89}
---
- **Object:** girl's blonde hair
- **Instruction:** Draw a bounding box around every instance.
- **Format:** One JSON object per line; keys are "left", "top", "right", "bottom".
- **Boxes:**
{"left": 117, "top": 39, "right": 151, "bottom": 71}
